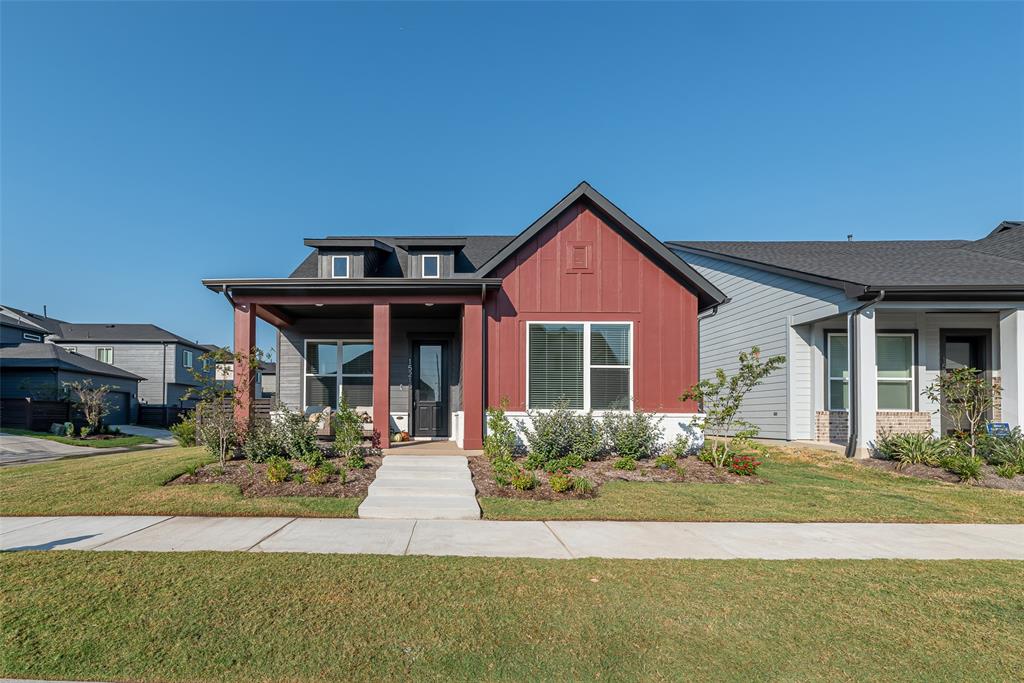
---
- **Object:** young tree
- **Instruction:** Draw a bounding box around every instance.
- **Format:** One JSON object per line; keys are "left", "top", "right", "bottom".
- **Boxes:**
{"left": 187, "top": 345, "right": 269, "bottom": 467}
{"left": 923, "top": 367, "right": 1000, "bottom": 459}
{"left": 64, "top": 380, "right": 112, "bottom": 432}
{"left": 680, "top": 347, "right": 786, "bottom": 467}
{"left": 331, "top": 399, "right": 364, "bottom": 459}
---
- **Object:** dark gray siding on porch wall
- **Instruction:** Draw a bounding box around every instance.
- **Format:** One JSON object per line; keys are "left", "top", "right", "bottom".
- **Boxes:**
{"left": 676, "top": 251, "right": 853, "bottom": 440}
{"left": 278, "top": 316, "right": 463, "bottom": 417}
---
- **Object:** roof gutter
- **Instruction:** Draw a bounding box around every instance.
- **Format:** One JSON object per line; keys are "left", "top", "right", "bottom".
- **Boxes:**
{"left": 845, "top": 288, "right": 886, "bottom": 458}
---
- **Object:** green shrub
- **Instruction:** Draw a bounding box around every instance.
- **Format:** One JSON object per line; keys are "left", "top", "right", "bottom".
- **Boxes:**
{"left": 939, "top": 452, "right": 983, "bottom": 483}
{"left": 278, "top": 409, "right": 323, "bottom": 467}
{"left": 63, "top": 422, "right": 75, "bottom": 437}
{"left": 337, "top": 468, "right": 348, "bottom": 485}
{"left": 522, "top": 404, "right": 582, "bottom": 464}
{"left": 986, "top": 428, "right": 1024, "bottom": 469}
{"left": 571, "top": 476, "right": 594, "bottom": 494}
{"left": 207, "top": 464, "right": 225, "bottom": 476}
{"left": 266, "top": 456, "right": 292, "bottom": 483}
{"left": 183, "top": 462, "right": 201, "bottom": 476}
{"left": 510, "top": 468, "right": 538, "bottom": 491}
{"left": 80, "top": 426, "right": 92, "bottom": 438}
{"left": 875, "top": 431, "right": 942, "bottom": 469}
{"left": 549, "top": 472, "right": 572, "bottom": 493}
{"left": 242, "top": 419, "right": 285, "bottom": 463}
{"left": 995, "top": 462, "right": 1019, "bottom": 479}
{"left": 484, "top": 401, "right": 518, "bottom": 460}
{"left": 669, "top": 434, "right": 690, "bottom": 458}
{"left": 492, "top": 455, "right": 517, "bottom": 487}
{"left": 307, "top": 464, "right": 332, "bottom": 485}
{"left": 603, "top": 410, "right": 663, "bottom": 460}
{"left": 613, "top": 456, "right": 637, "bottom": 471}
{"left": 331, "top": 401, "right": 364, "bottom": 460}
{"left": 570, "top": 411, "right": 605, "bottom": 461}
{"left": 654, "top": 453, "right": 677, "bottom": 470}
{"left": 346, "top": 452, "right": 367, "bottom": 470}
{"left": 542, "top": 454, "right": 583, "bottom": 474}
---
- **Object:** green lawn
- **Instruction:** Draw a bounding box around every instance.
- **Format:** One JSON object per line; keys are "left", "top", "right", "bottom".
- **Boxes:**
{"left": 0, "top": 446, "right": 360, "bottom": 517}
{"left": 2, "top": 552, "right": 1021, "bottom": 682}
{"left": 2, "top": 427, "right": 156, "bottom": 448}
{"left": 1, "top": 445, "right": 1022, "bottom": 522}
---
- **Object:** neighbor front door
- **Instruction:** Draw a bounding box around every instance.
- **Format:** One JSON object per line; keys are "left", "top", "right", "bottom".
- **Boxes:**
{"left": 412, "top": 342, "right": 448, "bottom": 437}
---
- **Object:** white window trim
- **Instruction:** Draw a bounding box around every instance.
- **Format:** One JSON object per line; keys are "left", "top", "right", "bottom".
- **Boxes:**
{"left": 877, "top": 332, "right": 916, "bottom": 412}
{"left": 331, "top": 255, "right": 351, "bottom": 279}
{"left": 183, "top": 349, "right": 194, "bottom": 369}
{"left": 826, "top": 332, "right": 916, "bottom": 412}
{"left": 65, "top": 346, "right": 77, "bottom": 353}
{"left": 525, "top": 321, "right": 634, "bottom": 413}
{"left": 22, "top": 332, "right": 42, "bottom": 342}
{"left": 97, "top": 347, "right": 114, "bottom": 364}
{"left": 302, "top": 338, "right": 373, "bottom": 411}
{"left": 421, "top": 254, "right": 441, "bottom": 279}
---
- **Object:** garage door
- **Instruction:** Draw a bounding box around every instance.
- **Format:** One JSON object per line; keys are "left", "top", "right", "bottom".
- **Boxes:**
{"left": 105, "top": 392, "right": 130, "bottom": 425}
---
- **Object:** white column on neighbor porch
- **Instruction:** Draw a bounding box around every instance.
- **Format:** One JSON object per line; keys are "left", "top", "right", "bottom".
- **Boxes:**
{"left": 999, "top": 308, "right": 1024, "bottom": 429}
{"left": 851, "top": 307, "right": 877, "bottom": 458}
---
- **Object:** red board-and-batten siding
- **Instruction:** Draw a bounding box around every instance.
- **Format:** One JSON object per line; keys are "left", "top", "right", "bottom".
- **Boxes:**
{"left": 486, "top": 202, "right": 701, "bottom": 413}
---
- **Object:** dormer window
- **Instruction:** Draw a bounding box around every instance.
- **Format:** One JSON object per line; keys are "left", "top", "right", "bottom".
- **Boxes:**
{"left": 422, "top": 254, "right": 440, "bottom": 278}
{"left": 332, "top": 255, "right": 350, "bottom": 279}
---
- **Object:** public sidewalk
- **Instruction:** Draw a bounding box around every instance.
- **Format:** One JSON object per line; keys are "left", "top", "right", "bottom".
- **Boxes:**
{"left": 2, "top": 515, "right": 1022, "bottom": 559}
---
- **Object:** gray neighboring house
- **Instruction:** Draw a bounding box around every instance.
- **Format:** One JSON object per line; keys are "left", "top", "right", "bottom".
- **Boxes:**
{"left": 0, "top": 307, "right": 62, "bottom": 346}
{"left": 0, "top": 305, "right": 213, "bottom": 410}
{"left": 0, "top": 343, "right": 143, "bottom": 424}
{"left": 671, "top": 221, "right": 1024, "bottom": 457}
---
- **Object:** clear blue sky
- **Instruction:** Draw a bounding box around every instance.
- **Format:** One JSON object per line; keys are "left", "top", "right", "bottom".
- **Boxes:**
{"left": 2, "top": 1, "right": 1022, "bottom": 352}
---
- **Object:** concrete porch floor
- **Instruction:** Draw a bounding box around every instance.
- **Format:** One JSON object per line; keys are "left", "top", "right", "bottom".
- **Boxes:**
{"left": 383, "top": 440, "right": 483, "bottom": 456}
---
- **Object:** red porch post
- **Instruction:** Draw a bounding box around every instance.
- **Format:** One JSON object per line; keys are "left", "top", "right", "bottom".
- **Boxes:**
{"left": 233, "top": 302, "right": 256, "bottom": 434}
{"left": 372, "top": 303, "right": 391, "bottom": 440}
{"left": 462, "top": 302, "right": 484, "bottom": 450}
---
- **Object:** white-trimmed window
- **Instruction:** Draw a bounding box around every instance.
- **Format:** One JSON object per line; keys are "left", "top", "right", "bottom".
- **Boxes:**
{"left": 826, "top": 332, "right": 915, "bottom": 411}
{"left": 877, "top": 333, "right": 915, "bottom": 410}
{"left": 332, "top": 255, "right": 350, "bottom": 279}
{"left": 97, "top": 347, "right": 114, "bottom": 364}
{"left": 303, "top": 340, "right": 373, "bottom": 411}
{"left": 183, "top": 349, "right": 194, "bottom": 369}
{"left": 22, "top": 332, "right": 42, "bottom": 342}
{"left": 421, "top": 254, "right": 440, "bottom": 278}
{"left": 526, "top": 322, "right": 632, "bottom": 411}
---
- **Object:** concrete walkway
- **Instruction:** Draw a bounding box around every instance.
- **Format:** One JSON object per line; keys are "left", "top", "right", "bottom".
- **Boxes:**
{"left": 358, "top": 455, "right": 481, "bottom": 520}
{"left": 2, "top": 516, "right": 1022, "bottom": 559}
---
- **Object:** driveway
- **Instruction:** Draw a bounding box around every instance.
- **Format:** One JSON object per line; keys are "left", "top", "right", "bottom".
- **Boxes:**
{"left": 109, "top": 425, "right": 176, "bottom": 445}
{"left": 0, "top": 432, "right": 108, "bottom": 467}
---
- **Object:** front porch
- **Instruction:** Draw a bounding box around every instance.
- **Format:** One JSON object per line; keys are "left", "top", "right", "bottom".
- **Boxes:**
{"left": 229, "top": 294, "right": 487, "bottom": 451}
{"left": 793, "top": 303, "right": 1023, "bottom": 456}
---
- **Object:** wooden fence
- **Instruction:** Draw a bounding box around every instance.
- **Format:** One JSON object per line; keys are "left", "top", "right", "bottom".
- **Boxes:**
{"left": 138, "top": 406, "right": 190, "bottom": 428}
{"left": 0, "top": 398, "right": 72, "bottom": 431}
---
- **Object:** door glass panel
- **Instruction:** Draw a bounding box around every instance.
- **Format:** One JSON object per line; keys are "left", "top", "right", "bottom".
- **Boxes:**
{"left": 944, "top": 341, "right": 973, "bottom": 370}
{"left": 418, "top": 345, "right": 442, "bottom": 403}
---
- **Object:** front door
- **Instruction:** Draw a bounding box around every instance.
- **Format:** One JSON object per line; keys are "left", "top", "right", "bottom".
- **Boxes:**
{"left": 412, "top": 342, "right": 448, "bottom": 437}
{"left": 940, "top": 331, "right": 991, "bottom": 434}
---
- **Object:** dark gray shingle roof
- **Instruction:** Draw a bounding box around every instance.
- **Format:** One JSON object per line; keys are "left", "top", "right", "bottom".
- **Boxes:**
{"left": 671, "top": 223, "right": 1024, "bottom": 289}
{"left": 0, "top": 306, "right": 67, "bottom": 336}
{"left": 54, "top": 323, "right": 205, "bottom": 348}
{"left": 0, "top": 343, "right": 144, "bottom": 381}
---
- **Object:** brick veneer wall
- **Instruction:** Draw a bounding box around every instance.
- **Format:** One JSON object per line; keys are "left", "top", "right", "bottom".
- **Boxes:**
{"left": 992, "top": 377, "right": 1002, "bottom": 421}
{"left": 815, "top": 410, "right": 932, "bottom": 443}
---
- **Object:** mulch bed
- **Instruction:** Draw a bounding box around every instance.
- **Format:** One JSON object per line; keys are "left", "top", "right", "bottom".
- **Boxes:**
{"left": 169, "top": 455, "right": 382, "bottom": 498}
{"left": 468, "top": 455, "right": 765, "bottom": 500}
{"left": 858, "top": 458, "right": 1024, "bottom": 491}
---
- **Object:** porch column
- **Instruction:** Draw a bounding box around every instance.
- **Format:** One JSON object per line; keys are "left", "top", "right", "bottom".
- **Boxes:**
{"left": 849, "top": 308, "right": 877, "bottom": 458}
{"left": 1000, "top": 308, "right": 1024, "bottom": 428}
{"left": 372, "top": 303, "right": 391, "bottom": 440}
{"left": 233, "top": 302, "right": 256, "bottom": 434}
{"left": 462, "top": 302, "right": 484, "bottom": 450}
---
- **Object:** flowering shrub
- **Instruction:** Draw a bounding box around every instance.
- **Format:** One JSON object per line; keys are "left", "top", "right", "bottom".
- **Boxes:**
{"left": 549, "top": 472, "right": 572, "bottom": 493}
{"left": 728, "top": 455, "right": 761, "bottom": 476}
{"left": 510, "top": 468, "right": 539, "bottom": 491}
{"left": 265, "top": 456, "right": 292, "bottom": 483}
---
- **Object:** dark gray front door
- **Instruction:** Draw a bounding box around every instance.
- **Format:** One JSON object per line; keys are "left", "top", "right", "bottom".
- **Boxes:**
{"left": 412, "top": 342, "right": 447, "bottom": 437}
{"left": 940, "top": 331, "right": 990, "bottom": 434}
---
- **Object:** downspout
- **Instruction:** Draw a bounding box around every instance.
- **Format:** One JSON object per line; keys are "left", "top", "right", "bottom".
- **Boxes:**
{"left": 844, "top": 289, "right": 886, "bottom": 458}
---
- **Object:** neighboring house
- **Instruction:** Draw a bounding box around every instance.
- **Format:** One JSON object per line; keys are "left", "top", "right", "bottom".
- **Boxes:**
{"left": 259, "top": 362, "right": 277, "bottom": 399}
{"left": 203, "top": 182, "right": 726, "bottom": 449}
{"left": 671, "top": 221, "right": 1024, "bottom": 457}
{"left": 208, "top": 346, "right": 274, "bottom": 399}
{"left": 0, "top": 343, "right": 143, "bottom": 424}
{"left": 0, "top": 304, "right": 213, "bottom": 410}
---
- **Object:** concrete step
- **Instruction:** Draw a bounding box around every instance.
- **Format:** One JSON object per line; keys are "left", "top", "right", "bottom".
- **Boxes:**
{"left": 358, "top": 496, "right": 481, "bottom": 520}
{"left": 374, "top": 466, "right": 473, "bottom": 480}
{"left": 382, "top": 455, "right": 469, "bottom": 466}
{"left": 368, "top": 478, "right": 477, "bottom": 497}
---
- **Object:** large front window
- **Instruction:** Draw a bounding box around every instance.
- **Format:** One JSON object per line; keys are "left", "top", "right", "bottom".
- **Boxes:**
{"left": 305, "top": 340, "right": 373, "bottom": 410}
{"left": 527, "top": 322, "right": 632, "bottom": 411}
{"left": 826, "top": 332, "right": 914, "bottom": 411}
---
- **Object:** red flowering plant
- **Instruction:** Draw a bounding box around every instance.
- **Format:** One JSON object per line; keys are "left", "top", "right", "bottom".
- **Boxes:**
{"left": 728, "top": 454, "right": 762, "bottom": 476}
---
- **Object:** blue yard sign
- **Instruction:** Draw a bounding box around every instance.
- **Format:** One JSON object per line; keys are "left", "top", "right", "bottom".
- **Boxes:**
{"left": 986, "top": 422, "right": 1011, "bottom": 438}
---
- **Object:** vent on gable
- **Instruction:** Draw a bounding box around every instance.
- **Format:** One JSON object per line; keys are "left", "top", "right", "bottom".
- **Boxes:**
{"left": 566, "top": 241, "right": 593, "bottom": 273}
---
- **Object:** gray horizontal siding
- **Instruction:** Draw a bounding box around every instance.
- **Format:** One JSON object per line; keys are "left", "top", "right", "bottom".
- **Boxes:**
{"left": 678, "top": 251, "right": 855, "bottom": 440}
